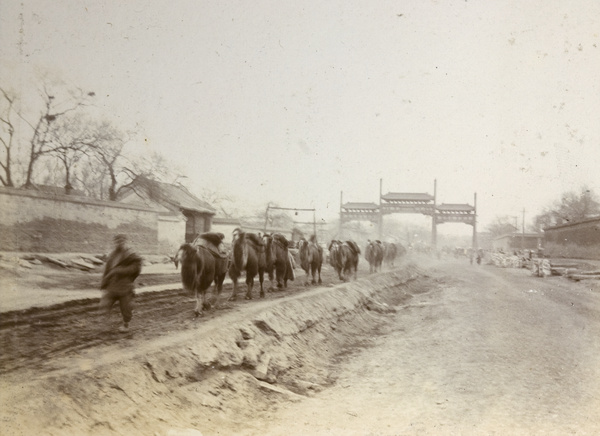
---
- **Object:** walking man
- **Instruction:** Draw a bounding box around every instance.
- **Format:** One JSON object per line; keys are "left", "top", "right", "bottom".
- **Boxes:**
{"left": 100, "top": 234, "right": 142, "bottom": 332}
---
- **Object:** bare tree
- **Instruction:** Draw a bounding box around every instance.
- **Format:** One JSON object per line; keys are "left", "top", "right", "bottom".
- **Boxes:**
{"left": 47, "top": 114, "right": 96, "bottom": 193}
{"left": 21, "top": 86, "right": 95, "bottom": 189}
{"left": 86, "top": 120, "right": 135, "bottom": 200}
{"left": 86, "top": 123, "right": 180, "bottom": 201}
{"left": 486, "top": 215, "right": 519, "bottom": 237}
{"left": 258, "top": 202, "right": 296, "bottom": 230}
{"left": 73, "top": 155, "right": 108, "bottom": 198}
{"left": 0, "top": 88, "right": 16, "bottom": 186}
{"left": 198, "top": 187, "right": 240, "bottom": 218}
{"left": 534, "top": 187, "right": 600, "bottom": 230}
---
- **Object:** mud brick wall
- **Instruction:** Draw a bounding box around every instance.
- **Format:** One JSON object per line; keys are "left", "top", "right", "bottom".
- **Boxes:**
{"left": 0, "top": 187, "right": 159, "bottom": 254}
{"left": 544, "top": 219, "right": 600, "bottom": 246}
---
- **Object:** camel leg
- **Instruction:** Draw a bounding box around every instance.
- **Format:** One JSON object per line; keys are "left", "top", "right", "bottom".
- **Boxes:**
{"left": 202, "top": 290, "right": 211, "bottom": 310}
{"left": 268, "top": 269, "right": 275, "bottom": 292}
{"left": 211, "top": 280, "right": 221, "bottom": 308}
{"left": 318, "top": 266, "right": 322, "bottom": 284}
{"left": 230, "top": 278, "right": 239, "bottom": 301}
{"left": 194, "top": 291, "right": 202, "bottom": 318}
{"left": 259, "top": 272, "right": 265, "bottom": 298}
{"left": 245, "top": 277, "right": 253, "bottom": 300}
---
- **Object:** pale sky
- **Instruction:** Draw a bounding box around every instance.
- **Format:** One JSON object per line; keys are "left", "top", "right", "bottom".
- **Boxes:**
{"left": 1, "top": 0, "right": 599, "bottom": 234}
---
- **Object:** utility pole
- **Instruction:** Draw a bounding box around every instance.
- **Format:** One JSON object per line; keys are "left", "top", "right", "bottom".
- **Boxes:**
{"left": 472, "top": 192, "right": 478, "bottom": 249}
{"left": 521, "top": 208, "right": 525, "bottom": 250}
{"left": 265, "top": 204, "right": 315, "bottom": 234}
{"left": 263, "top": 204, "right": 270, "bottom": 232}
{"left": 339, "top": 191, "right": 343, "bottom": 239}
{"left": 379, "top": 178, "right": 383, "bottom": 240}
{"left": 432, "top": 179, "right": 437, "bottom": 250}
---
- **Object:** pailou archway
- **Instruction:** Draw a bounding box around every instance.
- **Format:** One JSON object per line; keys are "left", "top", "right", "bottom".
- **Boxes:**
{"left": 340, "top": 180, "right": 477, "bottom": 249}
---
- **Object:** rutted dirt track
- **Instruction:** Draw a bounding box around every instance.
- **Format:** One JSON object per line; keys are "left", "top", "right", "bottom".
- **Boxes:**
{"left": 0, "top": 267, "right": 342, "bottom": 374}
{"left": 1, "top": 256, "right": 600, "bottom": 436}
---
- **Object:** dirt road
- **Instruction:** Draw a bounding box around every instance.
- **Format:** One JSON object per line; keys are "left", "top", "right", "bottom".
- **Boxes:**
{"left": 247, "top": 259, "right": 600, "bottom": 435}
{"left": 0, "top": 266, "right": 341, "bottom": 374}
{"left": 1, "top": 256, "right": 599, "bottom": 435}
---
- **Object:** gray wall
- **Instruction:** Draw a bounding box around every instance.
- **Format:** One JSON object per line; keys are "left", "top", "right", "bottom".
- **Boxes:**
{"left": 0, "top": 187, "right": 160, "bottom": 254}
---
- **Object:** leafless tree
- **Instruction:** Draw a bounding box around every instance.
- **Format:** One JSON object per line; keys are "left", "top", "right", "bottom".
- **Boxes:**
{"left": 86, "top": 123, "right": 180, "bottom": 201}
{"left": 534, "top": 186, "right": 600, "bottom": 230}
{"left": 486, "top": 215, "right": 519, "bottom": 237}
{"left": 257, "top": 202, "right": 296, "bottom": 230}
{"left": 73, "top": 155, "right": 109, "bottom": 198}
{"left": 46, "top": 114, "right": 96, "bottom": 193}
{"left": 20, "top": 86, "right": 95, "bottom": 189}
{"left": 198, "top": 187, "right": 240, "bottom": 218}
{"left": 85, "top": 120, "right": 136, "bottom": 200}
{"left": 0, "top": 88, "right": 16, "bottom": 186}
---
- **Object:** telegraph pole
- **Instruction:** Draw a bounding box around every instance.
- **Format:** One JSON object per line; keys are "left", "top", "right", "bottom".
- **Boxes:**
{"left": 339, "top": 191, "right": 343, "bottom": 239}
{"left": 472, "top": 192, "right": 478, "bottom": 249}
{"left": 379, "top": 178, "right": 383, "bottom": 240}
{"left": 263, "top": 204, "right": 270, "bottom": 232}
{"left": 521, "top": 208, "right": 525, "bottom": 250}
{"left": 432, "top": 179, "right": 437, "bottom": 250}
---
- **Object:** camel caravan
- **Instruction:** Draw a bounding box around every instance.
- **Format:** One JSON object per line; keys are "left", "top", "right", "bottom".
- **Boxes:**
{"left": 174, "top": 229, "right": 406, "bottom": 317}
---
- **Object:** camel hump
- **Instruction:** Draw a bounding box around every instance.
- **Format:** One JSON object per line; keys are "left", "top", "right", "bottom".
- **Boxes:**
{"left": 197, "top": 232, "right": 224, "bottom": 247}
{"left": 195, "top": 233, "right": 228, "bottom": 258}
{"left": 273, "top": 233, "right": 288, "bottom": 248}
{"left": 346, "top": 240, "right": 360, "bottom": 255}
{"left": 246, "top": 233, "right": 264, "bottom": 247}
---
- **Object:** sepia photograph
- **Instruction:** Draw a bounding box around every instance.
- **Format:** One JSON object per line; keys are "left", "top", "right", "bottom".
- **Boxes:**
{"left": 1, "top": 1, "right": 599, "bottom": 435}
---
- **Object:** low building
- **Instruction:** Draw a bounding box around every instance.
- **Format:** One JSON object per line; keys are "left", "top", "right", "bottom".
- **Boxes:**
{"left": 118, "top": 179, "right": 215, "bottom": 249}
{"left": 492, "top": 232, "right": 544, "bottom": 252}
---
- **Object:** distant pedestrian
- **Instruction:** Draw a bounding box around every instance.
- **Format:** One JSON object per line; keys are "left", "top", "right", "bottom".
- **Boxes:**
{"left": 100, "top": 234, "right": 142, "bottom": 332}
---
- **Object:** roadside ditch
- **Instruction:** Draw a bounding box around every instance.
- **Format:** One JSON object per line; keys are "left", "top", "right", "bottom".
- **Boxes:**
{"left": 0, "top": 263, "right": 437, "bottom": 436}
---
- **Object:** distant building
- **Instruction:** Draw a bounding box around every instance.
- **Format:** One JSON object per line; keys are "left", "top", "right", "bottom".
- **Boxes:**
{"left": 492, "top": 232, "right": 544, "bottom": 252}
{"left": 476, "top": 232, "right": 494, "bottom": 250}
{"left": 118, "top": 179, "right": 215, "bottom": 249}
{"left": 544, "top": 217, "right": 600, "bottom": 246}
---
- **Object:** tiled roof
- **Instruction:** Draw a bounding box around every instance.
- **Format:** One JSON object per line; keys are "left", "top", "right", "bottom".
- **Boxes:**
{"left": 342, "top": 202, "right": 379, "bottom": 210}
{"left": 157, "top": 183, "right": 216, "bottom": 214}
{"left": 494, "top": 232, "right": 544, "bottom": 241}
{"left": 119, "top": 179, "right": 215, "bottom": 214}
{"left": 437, "top": 203, "right": 474, "bottom": 211}
{"left": 381, "top": 192, "right": 434, "bottom": 201}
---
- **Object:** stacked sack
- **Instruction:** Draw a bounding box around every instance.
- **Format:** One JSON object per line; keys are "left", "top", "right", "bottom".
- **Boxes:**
{"left": 490, "top": 253, "right": 523, "bottom": 268}
{"left": 531, "top": 258, "right": 552, "bottom": 277}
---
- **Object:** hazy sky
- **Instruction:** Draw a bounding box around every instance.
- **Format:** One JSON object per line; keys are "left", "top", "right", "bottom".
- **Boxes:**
{"left": 1, "top": 1, "right": 599, "bottom": 234}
